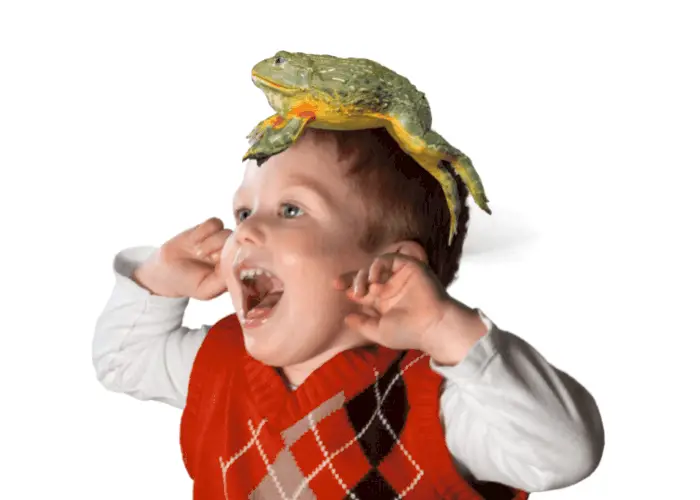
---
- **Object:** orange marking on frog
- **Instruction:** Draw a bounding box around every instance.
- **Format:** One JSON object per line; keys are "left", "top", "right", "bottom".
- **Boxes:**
{"left": 292, "top": 102, "right": 318, "bottom": 119}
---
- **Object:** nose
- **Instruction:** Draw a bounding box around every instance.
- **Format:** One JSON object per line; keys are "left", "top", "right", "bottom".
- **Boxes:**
{"left": 234, "top": 216, "right": 265, "bottom": 246}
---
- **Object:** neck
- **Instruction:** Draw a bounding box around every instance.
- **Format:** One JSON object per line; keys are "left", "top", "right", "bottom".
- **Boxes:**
{"left": 280, "top": 335, "right": 375, "bottom": 387}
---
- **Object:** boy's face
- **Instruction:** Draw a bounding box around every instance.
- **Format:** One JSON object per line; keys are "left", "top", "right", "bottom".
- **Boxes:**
{"left": 219, "top": 133, "right": 378, "bottom": 371}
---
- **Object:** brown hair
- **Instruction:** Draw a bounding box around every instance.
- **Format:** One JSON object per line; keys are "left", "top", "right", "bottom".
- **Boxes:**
{"left": 302, "top": 127, "right": 470, "bottom": 289}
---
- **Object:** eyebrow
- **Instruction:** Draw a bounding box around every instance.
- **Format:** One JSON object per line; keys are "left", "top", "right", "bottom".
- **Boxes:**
{"left": 284, "top": 173, "right": 335, "bottom": 207}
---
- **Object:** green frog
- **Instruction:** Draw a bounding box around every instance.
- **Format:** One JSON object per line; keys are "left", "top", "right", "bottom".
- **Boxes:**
{"left": 243, "top": 50, "right": 491, "bottom": 245}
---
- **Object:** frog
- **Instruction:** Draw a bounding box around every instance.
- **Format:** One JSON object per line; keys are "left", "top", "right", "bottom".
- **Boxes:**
{"left": 242, "top": 50, "right": 491, "bottom": 245}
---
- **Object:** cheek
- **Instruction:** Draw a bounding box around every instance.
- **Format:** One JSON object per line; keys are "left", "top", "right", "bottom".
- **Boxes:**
{"left": 220, "top": 232, "right": 236, "bottom": 264}
{"left": 285, "top": 235, "right": 351, "bottom": 273}
{"left": 219, "top": 235, "right": 241, "bottom": 294}
{"left": 310, "top": 224, "right": 361, "bottom": 256}
{"left": 286, "top": 243, "right": 363, "bottom": 295}
{"left": 279, "top": 225, "right": 366, "bottom": 295}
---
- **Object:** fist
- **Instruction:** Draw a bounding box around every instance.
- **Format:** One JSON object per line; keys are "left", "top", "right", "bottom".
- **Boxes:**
{"left": 333, "top": 252, "right": 451, "bottom": 351}
{"left": 132, "top": 217, "right": 233, "bottom": 300}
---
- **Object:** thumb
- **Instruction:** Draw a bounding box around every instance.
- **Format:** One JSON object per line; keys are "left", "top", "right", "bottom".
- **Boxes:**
{"left": 344, "top": 313, "right": 381, "bottom": 343}
{"left": 195, "top": 264, "right": 227, "bottom": 300}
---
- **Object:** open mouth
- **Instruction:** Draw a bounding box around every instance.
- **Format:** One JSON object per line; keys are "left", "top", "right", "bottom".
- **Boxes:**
{"left": 237, "top": 266, "right": 285, "bottom": 319}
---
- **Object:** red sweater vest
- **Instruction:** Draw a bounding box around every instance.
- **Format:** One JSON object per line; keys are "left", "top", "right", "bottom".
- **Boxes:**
{"left": 180, "top": 314, "right": 529, "bottom": 499}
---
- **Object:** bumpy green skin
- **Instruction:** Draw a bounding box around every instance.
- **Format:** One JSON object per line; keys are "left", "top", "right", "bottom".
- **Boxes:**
{"left": 244, "top": 50, "right": 491, "bottom": 244}
{"left": 250, "top": 51, "right": 432, "bottom": 130}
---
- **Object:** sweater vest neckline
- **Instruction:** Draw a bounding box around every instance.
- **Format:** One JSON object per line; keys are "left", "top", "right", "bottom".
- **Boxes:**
{"left": 243, "top": 334, "right": 403, "bottom": 431}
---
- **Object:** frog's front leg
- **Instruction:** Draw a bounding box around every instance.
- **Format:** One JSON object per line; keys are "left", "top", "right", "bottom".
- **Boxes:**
{"left": 246, "top": 114, "right": 286, "bottom": 143}
{"left": 242, "top": 115, "right": 313, "bottom": 162}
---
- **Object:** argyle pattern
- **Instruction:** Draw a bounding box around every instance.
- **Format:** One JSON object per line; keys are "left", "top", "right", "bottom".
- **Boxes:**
{"left": 180, "top": 314, "right": 530, "bottom": 499}
{"left": 235, "top": 354, "right": 424, "bottom": 499}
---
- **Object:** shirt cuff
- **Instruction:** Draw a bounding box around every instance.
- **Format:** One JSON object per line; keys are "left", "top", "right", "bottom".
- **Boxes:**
{"left": 428, "top": 308, "right": 500, "bottom": 380}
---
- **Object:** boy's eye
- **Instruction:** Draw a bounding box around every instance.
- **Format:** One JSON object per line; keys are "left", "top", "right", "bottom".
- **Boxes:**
{"left": 235, "top": 208, "right": 251, "bottom": 223}
{"left": 234, "top": 204, "right": 303, "bottom": 223}
{"left": 280, "top": 203, "right": 303, "bottom": 218}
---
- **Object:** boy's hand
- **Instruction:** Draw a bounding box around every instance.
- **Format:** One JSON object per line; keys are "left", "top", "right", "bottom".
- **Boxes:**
{"left": 333, "top": 253, "right": 452, "bottom": 352}
{"left": 132, "top": 217, "right": 232, "bottom": 300}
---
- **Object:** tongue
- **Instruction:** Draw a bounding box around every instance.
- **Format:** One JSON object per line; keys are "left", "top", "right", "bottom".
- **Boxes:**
{"left": 246, "top": 291, "right": 283, "bottom": 319}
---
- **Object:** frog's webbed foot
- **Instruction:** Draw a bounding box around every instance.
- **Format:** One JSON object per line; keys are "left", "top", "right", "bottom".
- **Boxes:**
{"left": 422, "top": 130, "right": 491, "bottom": 214}
{"left": 242, "top": 115, "right": 313, "bottom": 162}
{"left": 246, "top": 114, "right": 285, "bottom": 144}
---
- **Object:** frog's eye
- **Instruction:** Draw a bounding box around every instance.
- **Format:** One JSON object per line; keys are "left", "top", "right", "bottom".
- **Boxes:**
{"left": 274, "top": 56, "right": 286, "bottom": 65}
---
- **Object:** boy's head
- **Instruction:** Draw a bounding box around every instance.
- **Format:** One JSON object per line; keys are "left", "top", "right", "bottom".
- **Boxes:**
{"left": 219, "top": 126, "right": 470, "bottom": 375}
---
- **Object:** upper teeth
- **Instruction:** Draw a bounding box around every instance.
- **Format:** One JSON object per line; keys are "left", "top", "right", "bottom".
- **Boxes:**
{"left": 240, "top": 268, "right": 273, "bottom": 280}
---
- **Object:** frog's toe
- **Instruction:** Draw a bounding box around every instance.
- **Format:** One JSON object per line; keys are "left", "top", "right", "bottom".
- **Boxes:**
{"left": 242, "top": 144, "right": 266, "bottom": 161}
{"left": 246, "top": 126, "right": 264, "bottom": 142}
{"left": 448, "top": 155, "right": 491, "bottom": 215}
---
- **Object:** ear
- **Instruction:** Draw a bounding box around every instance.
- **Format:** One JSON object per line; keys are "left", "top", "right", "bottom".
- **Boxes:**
{"left": 379, "top": 239, "right": 428, "bottom": 265}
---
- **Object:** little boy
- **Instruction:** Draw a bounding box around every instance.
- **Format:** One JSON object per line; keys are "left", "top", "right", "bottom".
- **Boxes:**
{"left": 93, "top": 127, "right": 604, "bottom": 499}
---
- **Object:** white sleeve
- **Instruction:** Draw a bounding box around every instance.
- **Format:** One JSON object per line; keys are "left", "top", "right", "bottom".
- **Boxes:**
{"left": 433, "top": 310, "right": 604, "bottom": 492}
{"left": 91, "top": 246, "right": 208, "bottom": 410}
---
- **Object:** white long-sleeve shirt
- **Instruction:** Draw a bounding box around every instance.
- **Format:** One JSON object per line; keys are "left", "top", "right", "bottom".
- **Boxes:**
{"left": 92, "top": 246, "right": 604, "bottom": 493}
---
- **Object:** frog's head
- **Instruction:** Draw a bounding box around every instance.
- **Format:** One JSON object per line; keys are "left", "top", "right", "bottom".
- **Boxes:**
{"left": 251, "top": 51, "right": 315, "bottom": 113}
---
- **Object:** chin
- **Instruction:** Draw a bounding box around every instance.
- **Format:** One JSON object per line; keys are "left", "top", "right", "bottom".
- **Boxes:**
{"left": 241, "top": 325, "right": 337, "bottom": 371}
{"left": 241, "top": 330, "right": 285, "bottom": 367}
{"left": 240, "top": 328, "right": 307, "bottom": 369}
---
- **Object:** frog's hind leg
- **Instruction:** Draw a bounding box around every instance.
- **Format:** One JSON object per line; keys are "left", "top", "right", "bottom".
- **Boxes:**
{"left": 381, "top": 122, "right": 463, "bottom": 245}
{"left": 411, "top": 152, "right": 463, "bottom": 246}
{"left": 242, "top": 115, "right": 313, "bottom": 162}
{"left": 422, "top": 130, "right": 491, "bottom": 215}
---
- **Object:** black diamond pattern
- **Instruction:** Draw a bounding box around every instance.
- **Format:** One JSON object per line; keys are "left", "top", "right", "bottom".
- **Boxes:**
{"left": 347, "top": 468, "right": 398, "bottom": 499}
{"left": 345, "top": 354, "right": 409, "bottom": 466}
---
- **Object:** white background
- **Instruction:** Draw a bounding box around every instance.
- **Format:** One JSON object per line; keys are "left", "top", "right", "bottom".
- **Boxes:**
{"left": 1, "top": 1, "right": 698, "bottom": 498}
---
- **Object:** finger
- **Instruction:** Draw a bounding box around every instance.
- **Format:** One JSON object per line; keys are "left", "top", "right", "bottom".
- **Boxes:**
{"left": 195, "top": 228, "right": 233, "bottom": 258}
{"left": 352, "top": 268, "right": 370, "bottom": 297}
{"left": 334, "top": 269, "right": 357, "bottom": 290}
{"left": 189, "top": 217, "right": 225, "bottom": 244}
{"left": 368, "top": 256, "right": 394, "bottom": 285}
{"left": 335, "top": 257, "right": 391, "bottom": 292}
{"left": 345, "top": 283, "right": 385, "bottom": 311}
{"left": 344, "top": 313, "right": 380, "bottom": 341}
{"left": 194, "top": 262, "right": 227, "bottom": 300}
{"left": 383, "top": 251, "right": 421, "bottom": 273}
